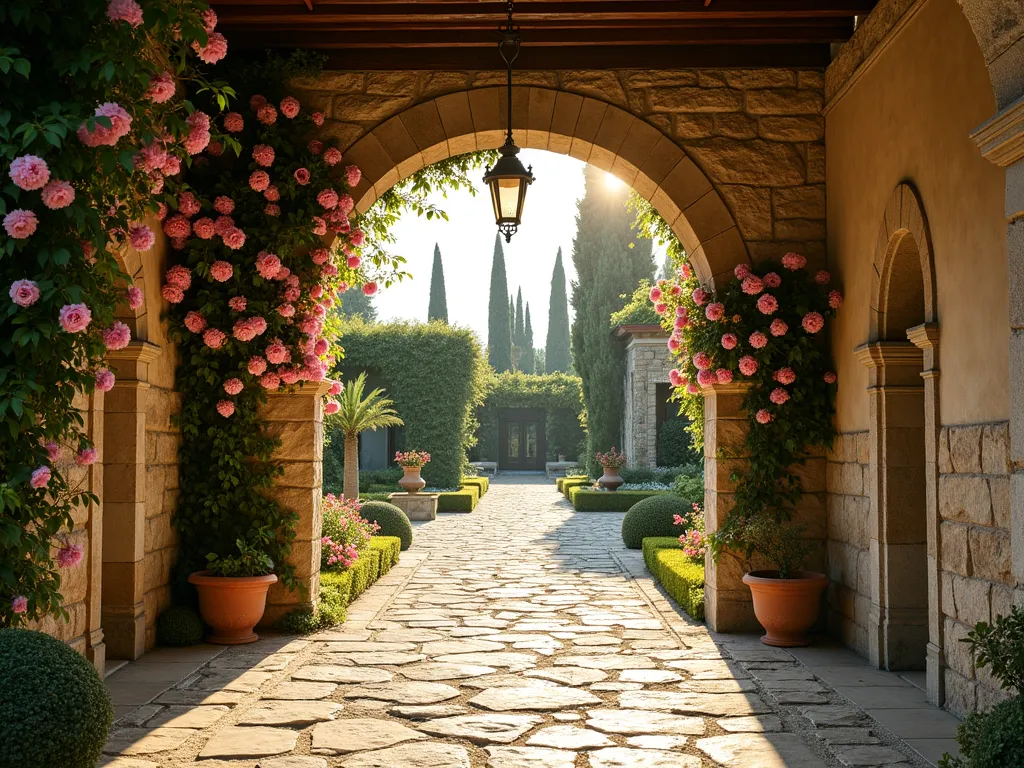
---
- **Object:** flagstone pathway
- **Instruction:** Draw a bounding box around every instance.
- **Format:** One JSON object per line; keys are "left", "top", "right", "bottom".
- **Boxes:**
{"left": 101, "top": 476, "right": 939, "bottom": 768}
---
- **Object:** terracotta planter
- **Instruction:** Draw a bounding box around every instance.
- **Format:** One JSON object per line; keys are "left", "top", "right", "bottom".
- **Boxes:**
{"left": 743, "top": 570, "right": 829, "bottom": 647}
{"left": 398, "top": 466, "right": 426, "bottom": 493}
{"left": 188, "top": 571, "right": 277, "bottom": 645}
{"left": 598, "top": 466, "right": 624, "bottom": 492}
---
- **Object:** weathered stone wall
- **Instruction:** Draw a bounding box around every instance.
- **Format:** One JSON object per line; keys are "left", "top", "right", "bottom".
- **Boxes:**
{"left": 622, "top": 333, "right": 674, "bottom": 469}
{"left": 938, "top": 422, "right": 1014, "bottom": 714}
{"left": 825, "top": 432, "right": 872, "bottom": 656}
{"left": 293, "top": 67, "right": 827, "bottom": 270}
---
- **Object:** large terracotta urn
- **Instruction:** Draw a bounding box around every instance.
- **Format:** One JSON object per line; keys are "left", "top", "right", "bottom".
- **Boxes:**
{"left": 188, "top": 571, "right": 277, "bottom": 645}
{"left": 742, "top": 570, "right": 829, "bottom": 647}
{"left": 399, "top": 466, "right": 426, "bottom": 494}
{"left": 598, "top": 466, "right": 624, "bottom": 492}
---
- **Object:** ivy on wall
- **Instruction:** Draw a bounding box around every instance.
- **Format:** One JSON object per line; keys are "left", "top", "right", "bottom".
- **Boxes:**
{"left": 0, "top": 0, "right": 226, "bottom": 626}
{"left": 472, "top": 372, "right": 586, "bottom": 463}
{"left": 330, "top": 318, "right": 489, "bottom": 489}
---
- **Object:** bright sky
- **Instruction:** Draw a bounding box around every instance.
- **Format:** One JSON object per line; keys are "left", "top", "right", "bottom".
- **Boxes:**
{"left": 373, "top": 149, "right": 648, "bottom": 346}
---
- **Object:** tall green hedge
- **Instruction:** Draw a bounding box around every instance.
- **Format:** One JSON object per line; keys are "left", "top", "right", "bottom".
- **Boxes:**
{"left": 472, "top": 371, "right": 586, "bottom": 462}
{"left": 331, "top": 319, "right": 489, "bottom": 488}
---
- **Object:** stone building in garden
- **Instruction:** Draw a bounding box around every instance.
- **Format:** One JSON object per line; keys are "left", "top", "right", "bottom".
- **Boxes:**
{"left": 30, "top": 0, "right": 1024, "bottom": 723}
{"left": 616, "top": 324, "right": 677, "bottom": 469}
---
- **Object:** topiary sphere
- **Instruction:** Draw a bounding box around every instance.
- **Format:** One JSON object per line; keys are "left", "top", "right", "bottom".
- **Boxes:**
{"left": 0, "top": 628, "right": 114, "bottom": 768}
{"left": 359, "top": 500, "right": 413, "bottom": 551}
{"left": 954, "top": 697, "right": 1024, "bottom": 768}
{"left": 157, "top": 605, "right": 205, "bottom": 647}
{"left": 621, "top": 494, "right": 690, "bottom": 549}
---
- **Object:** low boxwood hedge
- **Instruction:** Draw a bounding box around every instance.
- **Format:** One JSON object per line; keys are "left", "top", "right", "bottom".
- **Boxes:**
{"left": 278, "top": 536, "right": 398, "bottom": 634}
{"left": 461, "top": 476, "right": 489, "bottom": 495}
{"left": 642, "top": 537, "right": 705, "bottom": 620}
{"left": 569, "top": 488, "right": 669, "bottom": 511}
{"left": 359, "top": 492, "right": 391, "bottom": 503}
{"left": 557, "top": 475, "right": 587, "bottom": 493}
{"left": 369, "top": 536, "right": 401, "bottom": 575}
{"left": 561, "top": 477, "right": 591, "bottom": 497}
{"left": 437, "top": 487, "right": 478, "bottom": 512}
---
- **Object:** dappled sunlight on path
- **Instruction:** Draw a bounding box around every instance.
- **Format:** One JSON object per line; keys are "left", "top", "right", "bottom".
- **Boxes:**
{"left": 101, "top": 478, "right": 942, "bottom": 767}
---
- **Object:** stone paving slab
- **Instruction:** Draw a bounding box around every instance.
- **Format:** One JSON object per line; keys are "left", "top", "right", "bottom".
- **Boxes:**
{"left": 100, "top": 478, "right": 944, "bottom": 768}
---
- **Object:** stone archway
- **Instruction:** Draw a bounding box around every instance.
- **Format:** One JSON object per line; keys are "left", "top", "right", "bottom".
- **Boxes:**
{"left": 856, "top": 183, "right": 943, "bottom": 701}
{"left": 340, "top": 87, "right": 747, "bottom": 284}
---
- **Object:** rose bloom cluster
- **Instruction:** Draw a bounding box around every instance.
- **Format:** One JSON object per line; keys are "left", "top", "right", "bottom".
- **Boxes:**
{"left": 159, "top": 94, "right": 369, "bottom": 417}
{"left": 651, "top": 254, "right": 840, "bottom": 427}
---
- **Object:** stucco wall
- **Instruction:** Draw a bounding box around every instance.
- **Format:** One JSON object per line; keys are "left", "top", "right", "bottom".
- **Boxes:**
{"left": 826, "top": 0, "right": 1008, "bottom": 431}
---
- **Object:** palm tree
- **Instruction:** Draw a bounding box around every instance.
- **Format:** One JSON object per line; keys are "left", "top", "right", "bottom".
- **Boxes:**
{"left": 330, "top": 372, "right": 403, "bottom": 500}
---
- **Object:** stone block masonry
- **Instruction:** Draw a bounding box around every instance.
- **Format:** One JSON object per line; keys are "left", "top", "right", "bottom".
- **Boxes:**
{"left": 936, "top": 422, "right": 1014, "bottom": 715}
{"left": 826, "top": 432, "right": 872, "bottom": 657}
{"left": 291, "top": 68, "right": 827, "bottom": 275}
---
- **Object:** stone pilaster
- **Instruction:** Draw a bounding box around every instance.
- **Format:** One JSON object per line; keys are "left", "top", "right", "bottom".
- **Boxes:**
{"left": 259, "top": 381, "right": 331, "bottom": 625}
{"left": 971, "top": 95, "right": 1024, "bottom": 608}
{"left": 908, "top": 323, "right": 944, "bottom": 705}
{"left": 617, "top": 325, "right": 673, "bottom": 470}
{"left": 102, "top": 341, "right": 161, "bottom": 660}
{"left": 856, "top": 341, "right": 930, "bottom": 672}
{"left": 702, "top": 381, "right": 760, "bottom": 633}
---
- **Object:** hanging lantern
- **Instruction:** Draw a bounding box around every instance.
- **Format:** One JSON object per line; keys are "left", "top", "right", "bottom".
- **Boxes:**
{"left": 483, "top": 0, "right": 534, "bottom": 243}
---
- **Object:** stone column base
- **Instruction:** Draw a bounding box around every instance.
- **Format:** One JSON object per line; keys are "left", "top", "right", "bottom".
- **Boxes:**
{"left": 389, "top": 493, "right": 438, "bottom": 521}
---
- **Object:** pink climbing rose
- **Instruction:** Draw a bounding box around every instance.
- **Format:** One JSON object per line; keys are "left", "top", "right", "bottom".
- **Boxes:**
{"left": 102, "top": 321, "right": 131, "bottom": 351}
{"left": 216, "top": 400, "right": 235, "bottom": 418}
{"left": 59, "top": 303, "right": 92, "bottom": 333}
{"left": 705, "top": 302, "right": 725, "bottom": 321}
{"left": 802, "top": 311, "right": 825, "bottom": 334}
{"left": 734, "top": 263, "right": 752, "bottom": 279}
{"left": 773, "top": 367, "right": 797, "bottom": 385}
{"left": 328, "top": 381, "right": 343, "bottom": 396}
{"left": 257, "top": 104, "right": 277, "bottom": 125}
{"left": 824, "top": 372, "right": 838, "bottom": 384}
{"left": 9, "top": 155, "right": 50, "bottom": 190}
{"left": 756, "top": 294, "right": 778, "bottom": 315}
{"left": 163, "top": 214, "right": 191, "bottom": 239}
{"left": 193, "top": 32, "right": 228, "bottom": 64}
{"left": 193, "top": 218, "right": 215, "bottom": 239}
{"left": 56, "top": 542, "right": 84, "bottom": 567}
{"left": 323, "top": 148, "right": 342, "bottom": 166}
{"left": 30, "top": 466, "right": 51, "bottom": 489}
{"left": 755, "top": 409, "right": 773, "bottom": 424}
{"left": 280, "top": 96, "right": 301, "bottom": 118}
{"left": 294, "top": 168, "right": 311, "bottom": 185}
{"left": 214, "top": 195, "right": 235, "bottom": 214}
{"left": 9, "top": 280, "right": 40, "bottom": 308}
{"left": 721, "top": 333, "right": 738, "bottom": 350}
{"left": 815, "top": 270, "right": 831, "bottom": 284}
{"left": 669, "top": 369, "right": 684, "bottom": 387}
{"left": 738, "top": 356, "right": 758, "bottom": 376}
{"left": 129, "top": 224, "right": 155, "bottom": 251}
{"left": 649, "top": 286, "right": 662, "bottom": 303}
{"left": 106, "top": 0, "right": 143, "bottom": 26}
{"left": 748, "top": 331, "right": 768, "bottom": 349}
{"left": 692, "top": 352, "right": 712, "bottom": 371}
{"left": 222, "top": 228, "right": 246, "bottom": 250}
{"left": 697, "top": 369, "right": 716, "bottom": 387}
{"left": 266, "top": 340, "right": 290, "bottom": 365}
{"left": 829, "top": 290, "right": 843, "bottom": 309}
{"left": 11, "top": 596, "right": 28, "bottom": 614}
{"left": 716, "top": 368, "right": 733, "bottom": 384}
{"left": 229, "top": 296, "right": 247, "bottom": 312}
{"left": 184, "top": 312, "right": 207, "bottom": 333}
{"left": 248, "top": 356, "right": 268, "bottom": 376}
{"left": 146, "top": 71, "right": 175, "bottom": 103}
{"left": 782, "top": 252, "right": 807, "bottom": 271}
{"left": 40, "top": 180, "right": 75, "bottom": 209}
{"left": 318, "top": 189, "right": 339, "bottom": 209}
{"left": 691, "top": 287, "right": 708, "bottom": 306}
{"left": 770, "top": 388, "right": 790, "bottom": 405}
{"left": 165, "top": 265, "right": 192, "bottom": 290}
{"left": 741, "top": 276, "right": 764, "bottom": 295}
{"left": 763, "top": 272, "right": 781, "bottom": 288}
{"left": 347, "top": 255, "right": 362, "bottom": 269}
{"left": 770, "top": 318, "right": 788, "bottom": 337}
{"left": 209, "top": 260, "right": 234, "bottom": 282}
{"left": 224, "top": 112, "right": 244, "bottom": 132}
{"left": 127, "top": 286, "right": 144, "bottom": 310}
{"left": 256, "top": 252, "right": 282, "bottom": 280}
{"left": 346, "top": 165, "right": 361, "bottom": 186}
{"left": 249, "top": 171, "right": 270, "bottom": 192}
{"left": 95, "top": 368, "right": 115, "bottom": 391}
{"left": 252, "top": 144, "right": 275, "bottom": 167}
{"left": 203, "top": 328, "right": 226, "bottom": 349}
{"left": 312, "top": 112, "right": 325, "bottom": 126}
{"left": 3, "top": 209, "right": 38, "bottom": 239}
{"left": 260, "top": 372, "right": 281, "bottom": 390}
{"left": 324, "top": 400, "right": 340, "bottom": 415}
{"left": 75, "top": 448, "right": 98, "bottom": 466}
{"left": 223, "top": 378, "right": 244, "bottom": 396}
{"left": 311, "top": 217, "right": 327, "bottom": 236}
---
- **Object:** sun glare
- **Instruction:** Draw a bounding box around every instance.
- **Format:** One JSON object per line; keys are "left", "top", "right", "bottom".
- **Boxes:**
{"left": 603, "top": 171, "right": 625, "bottom": 191}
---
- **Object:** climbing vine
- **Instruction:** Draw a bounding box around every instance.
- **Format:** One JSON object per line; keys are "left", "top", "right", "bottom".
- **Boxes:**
{"left": 651, "top": 253, "right": 841, "bottom": 557}
{"left": 0, "top": 0, "right": 229, "bottom": 627}
{"left": 162, "top": 67, "right": 390, "bottom": 581}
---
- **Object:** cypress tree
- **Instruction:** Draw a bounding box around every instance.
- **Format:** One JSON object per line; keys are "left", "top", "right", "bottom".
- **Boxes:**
{"left": 570, "top": 165, "right": 654, "bottom": 474}
{"left": 515, "top": 288, "right": 525, "bottom": 347}
{"left": 427, "top": 243, "right": 448, "bottom": 323}
{"left": 523, "top": 303, "right": 535, "bottom": 374}
{"left": 545, "top": 248, "right": 572, "bottom": 373}
{"left": 509, "top": 294, "right": 519, "bottom": 370}
{"left": 487, "top": 233, "right": 513, "bottom": 372}
{"left": 338, "top": 286, "right": 378, "bottom": 322}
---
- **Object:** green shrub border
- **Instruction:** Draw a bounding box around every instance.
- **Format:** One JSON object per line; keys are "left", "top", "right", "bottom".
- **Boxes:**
{"left": 437, "top": 487, "right": 479, "bottom": 512}
{"left": 570, "top": 488, "right": 669, "bottom": 511}
{"left": 642, "top": 537, "right": 705, "bottom": 621}
{"left": 561, "top": 477, "right": 591, "bottom": 497}
{"left": 359, "top": 493, "right": 392, "bottom": 503}
{"left": 557, "top": 475, "right": 588, "bottom": 493}
{"left": 278, "top": 536, "right": 400, "bottom": 634}
{"left": 461, "top": 476, "right": 489, "bottom": 495}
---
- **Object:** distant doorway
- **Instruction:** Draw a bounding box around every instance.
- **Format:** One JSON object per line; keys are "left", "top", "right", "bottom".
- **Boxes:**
{"left": 499, "top": 409, "right": 546, "bottom": 471}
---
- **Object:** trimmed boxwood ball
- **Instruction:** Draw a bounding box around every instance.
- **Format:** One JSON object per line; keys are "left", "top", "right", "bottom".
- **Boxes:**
{"left": 621, "top": 494, "right": 690, "bottom": 549}
{"left": 157, "top": 605, "right": 204, "bottom": 647}
{"left": 0, "top": 628, "right": 114, "bottom": 768}
{"left": 359, "top": 500, "right": 414, "bottom": 551}
{"left": 948, "top": 697, "right": 1024, "bottom": 768}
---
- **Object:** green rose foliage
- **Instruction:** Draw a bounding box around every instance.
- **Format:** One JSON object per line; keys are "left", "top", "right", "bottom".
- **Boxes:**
{"left": 0, "top": 0, "right": 228, "bottom": 626}
{"left": 164, "top": 81, "right": 377, "bottom": 582}
{"left": 653, "top": 256, "right": 839, "bottom": 562}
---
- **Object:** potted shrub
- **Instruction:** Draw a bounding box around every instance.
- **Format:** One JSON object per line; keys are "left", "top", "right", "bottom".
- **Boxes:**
{"left": 395, "top": 450, "right": 430, "bottom": 494}
{"left": 595, "top": 447, "right": 626, "bottom": 491}
{"left": 740, "top": 516, "right": 827, "bottom": 647}
{"left": 188, "top": 535, "right": 277, "bottom": 645}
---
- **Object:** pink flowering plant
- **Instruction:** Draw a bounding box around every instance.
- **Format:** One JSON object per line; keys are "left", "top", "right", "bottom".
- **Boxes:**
{"left": 163, "top": 57, "right": 398, "bottom": 579}
{"left": 320, "top": 494, "right": 378, "bottom": 571}
{"left": 395, "top": 450, "right": 430, "bottom": 469}
{"left": 650, "top": 254, "right": 840, "bottom": 563}
{"left": 595, "top": 447, "right": 627, "bottom": 468}
{"left": 674, "top": 501, "right": 706, "bottom": 560}
{"left": 0, "top": 0, "right": 231, "bottom": 626}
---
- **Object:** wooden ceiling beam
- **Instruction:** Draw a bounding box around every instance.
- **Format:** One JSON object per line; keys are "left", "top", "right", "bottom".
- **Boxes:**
{"left": 220, "top": 42, "right": 834, "bottom": 69}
